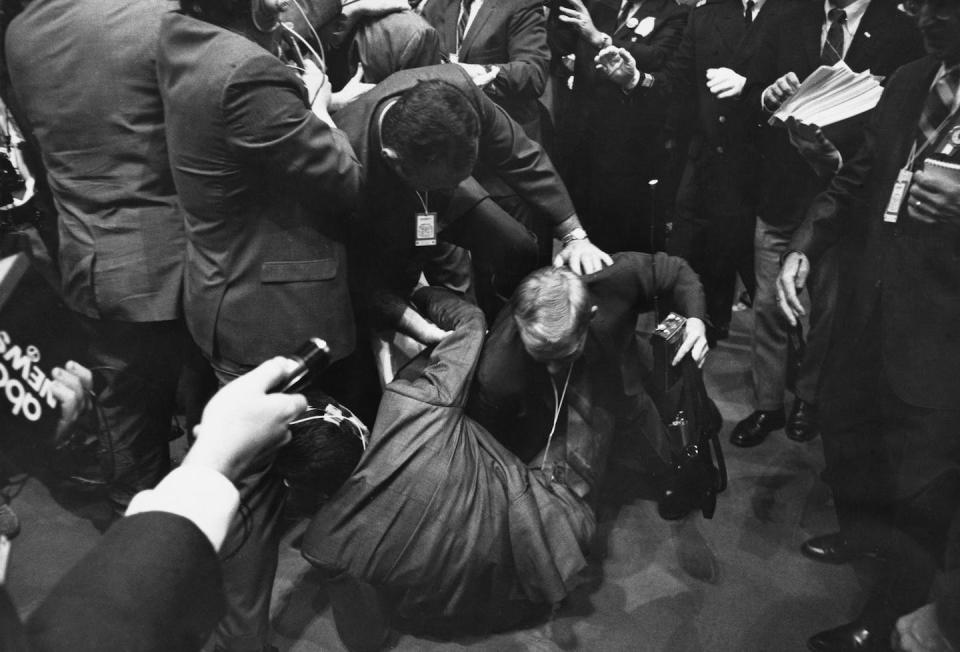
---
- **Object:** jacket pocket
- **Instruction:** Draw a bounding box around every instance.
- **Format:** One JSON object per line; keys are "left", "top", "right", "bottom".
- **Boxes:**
{"left": 260, "top": 258, "right": 337, "bottom": 283}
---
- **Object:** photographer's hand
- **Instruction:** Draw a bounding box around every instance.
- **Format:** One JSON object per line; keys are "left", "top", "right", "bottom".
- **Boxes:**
{"left": 187, "top": 358, "right": 307, "bottom": 482}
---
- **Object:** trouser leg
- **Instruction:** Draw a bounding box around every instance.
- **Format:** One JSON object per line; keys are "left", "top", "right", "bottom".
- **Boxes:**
{"left": 78, "top": 315, "right": 184, "bottom": 512}
{"left": 794, "top": 245, "right": 839, "bottom": 405}
{"left": 750, "top": 218, "right": 793, "bottom": 411}
{"left": 209, "top": 360, "right": 286, "bottom": 652}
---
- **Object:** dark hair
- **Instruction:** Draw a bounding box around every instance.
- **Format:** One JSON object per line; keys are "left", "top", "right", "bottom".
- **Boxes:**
{"left": 273, "top": 391, "right": 367, "bottom": 505}
{"left": 179, "top": 0, "right": 248, "bottom": 24}
{"left": 380, "top": 80, "right": 480, "bottom": 174}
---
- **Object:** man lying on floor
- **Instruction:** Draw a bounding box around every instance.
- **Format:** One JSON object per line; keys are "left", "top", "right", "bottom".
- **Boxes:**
{"left": 300, "top": 253, "right": 709, "bottom": 650}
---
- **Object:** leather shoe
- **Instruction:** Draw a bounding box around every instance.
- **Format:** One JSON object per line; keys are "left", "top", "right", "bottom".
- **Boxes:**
{"left": 787, "top": 399, "right": 820, "bottom": 442}
{"left": 801, "top": 532, "right": 883, "bottom": 564}
{"left": 729, "top": 409, "right": 785, "bottom": 447}
{"left": 807, "top": 620, "right": 889, "bottom": 652}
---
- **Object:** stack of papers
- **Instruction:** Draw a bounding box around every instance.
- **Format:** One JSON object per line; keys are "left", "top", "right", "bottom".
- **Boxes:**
{"left": 770, "top": 62, "right": 884, "bottom": 127}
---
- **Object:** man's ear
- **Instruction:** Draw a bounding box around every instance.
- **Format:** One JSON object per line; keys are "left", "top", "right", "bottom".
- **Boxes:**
{"left": 380, "top": 147, "right": 404, "bottom": 176}
{"left": 589, "top": 305, "right": 599, "bottom": 320}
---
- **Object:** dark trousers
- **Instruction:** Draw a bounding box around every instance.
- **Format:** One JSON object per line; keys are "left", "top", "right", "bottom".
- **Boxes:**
{"left": 669, "top": 158, "right": 756, "bottom": 331}
{"left": 76, "top": 315, "right": 185, "bottom": 511}
{"left": 208, "top": 360, "right": 286, "bottom": 652}
{"left": 820, "top": 309, "right": 960, "bottom": 624}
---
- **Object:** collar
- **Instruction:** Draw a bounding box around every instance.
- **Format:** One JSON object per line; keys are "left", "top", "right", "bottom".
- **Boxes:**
{"left": 743, "top": 0, "right": 767, "bottom": 14}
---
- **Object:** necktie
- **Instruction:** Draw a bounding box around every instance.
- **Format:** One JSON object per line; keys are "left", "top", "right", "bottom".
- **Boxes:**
{"left": 744, "top": 0, "right": 755, "bottom": 26}
{"left": 917, "top": 66, "right": 960, "bottom": 150}
{"left": 457, "top": 0, "right": 474, "bottom": 49}
{"left": 821, "top": 8, "right": 846, "bottom": 65}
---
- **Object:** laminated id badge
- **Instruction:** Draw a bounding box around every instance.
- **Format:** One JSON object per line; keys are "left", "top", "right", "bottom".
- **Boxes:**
{"left": 415, "top": 212, "right": 437, "bottom": 247}
{"left": 884, "top": 169, "right": 912, "bottom": 223}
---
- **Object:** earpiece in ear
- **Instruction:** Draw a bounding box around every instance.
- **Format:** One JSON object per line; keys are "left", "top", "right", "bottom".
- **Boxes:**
{"left": 251, "top": 0, "right": 289, "bottom": 33}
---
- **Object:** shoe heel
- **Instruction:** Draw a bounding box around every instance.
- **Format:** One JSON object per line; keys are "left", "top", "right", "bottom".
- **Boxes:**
{"left": 700, "top": 490, "right": 716, "bottom": 519}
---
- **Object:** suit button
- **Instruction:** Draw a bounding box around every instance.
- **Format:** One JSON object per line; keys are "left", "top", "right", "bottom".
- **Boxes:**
{"left": 718, "top": 115, "right": 726, "bottom": 124}
{"left": 716, "top": 146, "right": 725, "bottom": 154}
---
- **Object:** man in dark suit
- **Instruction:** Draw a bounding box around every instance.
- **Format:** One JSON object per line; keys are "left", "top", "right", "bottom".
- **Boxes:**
{"left": 422, "top": 0, "right": 551, "bottom": 142}
{"left": 778, "top": 3, "right": 960, "bottom": 648}
{"left": 550, "top": 0, "right": 688, "bottom": 253}
{"left": 468, "top": 253, "right": 708, "bottom": 501}
{"left": 334, "top": 65, "right": 611, "bottom": 343}
{"left": 730, "top": 0, "right": 922, "bottom": 448}
{"left": 654, "top": 0, "right": 795, "bottom": 344}
{"left": 5, "top": 0, "right": 189, "bottom": 515}
{"left": 156, "top": 2, "right": 360, "bottom": 649}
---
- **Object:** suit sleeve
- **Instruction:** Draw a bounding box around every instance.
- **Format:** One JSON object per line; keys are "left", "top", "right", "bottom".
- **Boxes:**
{"left": 613, "top": 252, "right": 706, "bottom": 319}
{"left": 485, "top": 1, "right": 550, "bottom": 103}
{"left": 389, "top": 287, "right": 488, "bottom": 408}
{"left": 788, "top": 82, "right": 882, "bottom": 262}
{"left": 25, "top": 513, "right": 225, "bottom": 652}
{"left": 222, "top": 54, "right": 361, "bottom": 219}
{"left": 471, "top": 76, "right": 577, "bottom": 226}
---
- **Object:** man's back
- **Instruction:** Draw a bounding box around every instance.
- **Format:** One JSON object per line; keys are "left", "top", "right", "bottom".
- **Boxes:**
{"left": 6, "top": 0, "right": 183, "bottom": 322}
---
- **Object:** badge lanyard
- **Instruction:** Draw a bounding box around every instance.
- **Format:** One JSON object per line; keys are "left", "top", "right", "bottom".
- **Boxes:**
{"left": 539, "top": 362, "right": 575, "bottom": 473}
{"left": 414, "top": 190, "right": 437, "bottom": 247}
{"left": 885, "top": 102, "right": 960, "bottom": 224}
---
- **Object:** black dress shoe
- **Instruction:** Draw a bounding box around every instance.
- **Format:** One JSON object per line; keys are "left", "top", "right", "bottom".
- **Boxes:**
{"left": 729, "top": 409, "right": 785, "bottom": 447}
{"left": 787, "top": 398, "right": 820, "bottom": 442}
{"left": 807, "top": 620, "right": 890, "bottom": 652}
{"left": 801, "top": 532, "right": 883, "bottom": 564}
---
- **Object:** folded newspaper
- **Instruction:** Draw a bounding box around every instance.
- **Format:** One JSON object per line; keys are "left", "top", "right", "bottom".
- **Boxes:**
{"left": 769, "top": 61, "right": 884, "bottom": 127}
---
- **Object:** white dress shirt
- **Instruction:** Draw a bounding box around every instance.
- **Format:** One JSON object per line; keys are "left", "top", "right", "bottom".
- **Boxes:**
{"left": 743, "top": 0, "right": 768, "bottom": 22}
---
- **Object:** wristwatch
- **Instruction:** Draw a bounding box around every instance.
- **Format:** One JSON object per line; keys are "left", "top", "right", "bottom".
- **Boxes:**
{"left": 561, "top": 227, "right": 589, "bottom": 246}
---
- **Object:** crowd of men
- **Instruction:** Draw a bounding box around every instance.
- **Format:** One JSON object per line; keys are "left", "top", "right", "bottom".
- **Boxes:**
{"left": 0, "top": 0, "right": 958, "bottom": 650}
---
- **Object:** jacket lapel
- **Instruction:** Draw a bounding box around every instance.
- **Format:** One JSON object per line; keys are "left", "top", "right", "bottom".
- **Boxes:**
{"left": 801, "top": 3, "right": 824, "bottom": 72}
{"left": 613, "top": 0, "right": 665, "bottom": 40}
{"left": 844, "top": 0, "right": 882, "bottom": 72}
{"left": 459, "top": 0, "right": 497, "bottom": 56}
{"left": 713, "top": 0, "right": 747, "bottom": 55}
{"left": 440, "top": 0, "right": 460, "bottom": 53}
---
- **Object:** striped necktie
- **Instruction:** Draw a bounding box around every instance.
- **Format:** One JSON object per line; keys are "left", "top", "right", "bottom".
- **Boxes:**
{"left": 821, "top": 8, "right": 846, "bottom": 65}
{"left": 917, "top": 66, "right": 960, "bottom": 150}
{"left": 457, "top": 0, "right": 474, "bottom": 50}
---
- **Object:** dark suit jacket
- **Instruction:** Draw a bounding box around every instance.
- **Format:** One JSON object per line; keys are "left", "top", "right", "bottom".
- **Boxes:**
{"left": 5, "top": 0, "right": 183, "bottom": 322}
{"left": 24, "top": 512, "right": 224, "bottom": 652}
{"left": 304, "top": 288, "right": 593, "bottom": 622}
{"left": 657, "top": 0, "right": 795, "bottom": 214}
{"left": 745, "top": 0, "right": 923, "bottom": 226}
{"left": 334, "top": 64, "right": 576, "bottom": 325}
{"left": 791, "top": 56, "right": 960, "bottom": 411}
{"left": 423, "top": 0, "right": 550, "bottom": 139}
{"left": 157, "top": 12, "right": 361, "bottom": 367}
{"left": 468, "top": 252, "right": 706, "bottom": 464}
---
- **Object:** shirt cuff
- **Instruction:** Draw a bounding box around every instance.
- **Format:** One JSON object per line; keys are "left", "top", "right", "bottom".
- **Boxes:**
{"left": 126, "top": 465, "right": 240, "bottom": 553}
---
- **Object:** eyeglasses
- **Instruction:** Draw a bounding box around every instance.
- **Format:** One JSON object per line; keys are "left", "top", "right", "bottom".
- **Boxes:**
{"left": 902, "top": 0, "right": 959, "bottom": 19}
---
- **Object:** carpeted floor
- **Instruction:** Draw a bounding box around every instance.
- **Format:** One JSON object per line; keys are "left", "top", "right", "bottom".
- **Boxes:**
{"left": 3, "top": 308, "right": 861, "bottom": 651}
